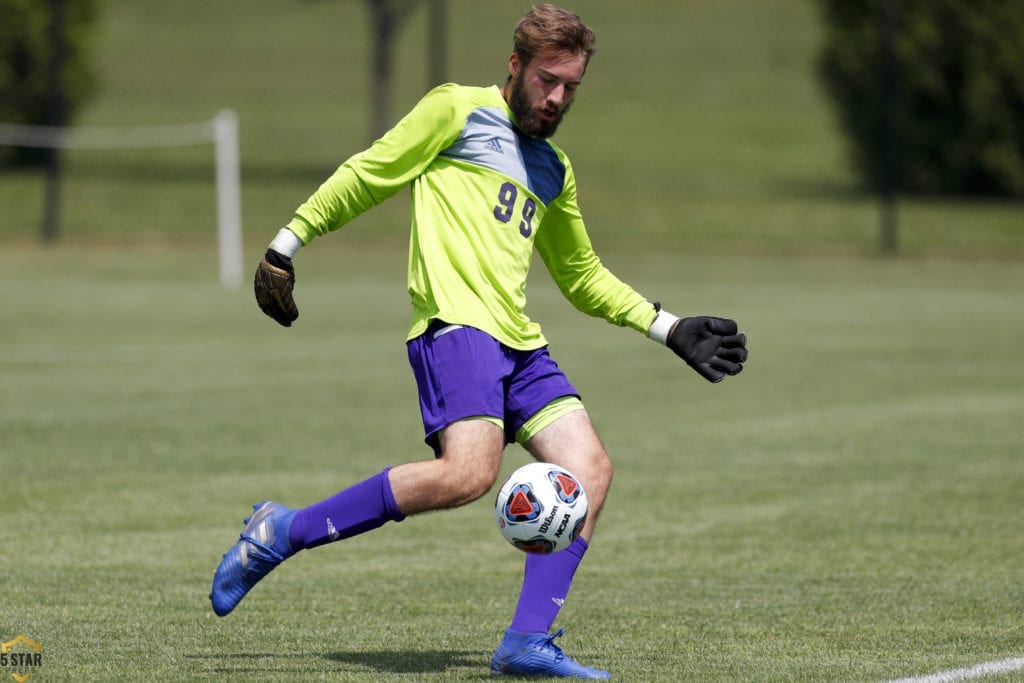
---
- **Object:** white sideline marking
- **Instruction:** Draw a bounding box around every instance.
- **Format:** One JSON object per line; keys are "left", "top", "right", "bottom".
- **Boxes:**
{"left": 889, "top": 656, "right": 1024, "bottom": 682}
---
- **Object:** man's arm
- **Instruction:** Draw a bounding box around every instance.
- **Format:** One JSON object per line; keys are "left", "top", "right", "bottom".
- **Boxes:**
{"left": 535, "top": 166, "right": 747, "bottom": 382}
{"left": 286, "top": 83, "right": 467, "bottom": 245}
{"left": 253, "top": 84, "right": 468, "bottom": 326}
{"left": 534, "top": 166, "right": 655, "bottom": 334}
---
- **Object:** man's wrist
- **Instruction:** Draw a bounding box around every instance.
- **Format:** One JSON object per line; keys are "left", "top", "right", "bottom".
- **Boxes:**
{"left": 648, "top": 309, "right": 680, "bottom": 345}
{"left": 269, "top": 227, "right": 303, "bottom": 258}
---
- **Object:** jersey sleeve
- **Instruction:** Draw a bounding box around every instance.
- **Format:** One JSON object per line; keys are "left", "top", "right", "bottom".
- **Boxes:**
{"left": 534, "top": 159, "right": 657, "bottom": 335}
{"left": 286, "top": 84, "right": 467, "bottom": 244}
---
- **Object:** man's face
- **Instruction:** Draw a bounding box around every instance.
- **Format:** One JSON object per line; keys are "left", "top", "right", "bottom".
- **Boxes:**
{"left": 504, "top": 49, "right": 587, "bottom": 139}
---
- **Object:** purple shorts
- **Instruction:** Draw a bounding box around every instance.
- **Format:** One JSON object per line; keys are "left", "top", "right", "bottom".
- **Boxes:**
{"left": 406, "top": 321, "right": 579, "bottom": 454}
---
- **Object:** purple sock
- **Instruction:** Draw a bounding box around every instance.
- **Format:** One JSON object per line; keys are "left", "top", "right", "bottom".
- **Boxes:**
{"left": 509, "top": 536, "right": 589, "bottom": 634}
{"left": 288, "top": 468, "right": 406, "bottom": 550}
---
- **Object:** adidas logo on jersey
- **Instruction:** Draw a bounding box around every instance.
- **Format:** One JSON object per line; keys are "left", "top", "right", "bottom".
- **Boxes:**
{"left": 484, "top": 137, "right": 504, "bottom": 154}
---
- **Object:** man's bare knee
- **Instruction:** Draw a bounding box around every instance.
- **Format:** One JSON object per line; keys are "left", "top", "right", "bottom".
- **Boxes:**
{"left": 397, "top": 418, "right": 504, "bottom": 511}
{"left": 433, "top": 455, "right": 501, "bottom": 506}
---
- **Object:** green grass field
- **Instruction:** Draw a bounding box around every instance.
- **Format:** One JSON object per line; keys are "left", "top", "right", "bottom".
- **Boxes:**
{"left": 2, "top": 244, "right": 1023, "bottom": 681}
{"left": 3, "top": 0, "right": 1024, "bottom": 680}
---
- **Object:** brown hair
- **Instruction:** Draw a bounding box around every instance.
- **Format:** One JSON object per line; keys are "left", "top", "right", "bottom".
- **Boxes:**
{"left": 512, "top": 4, "right": 596, "bottom": 69}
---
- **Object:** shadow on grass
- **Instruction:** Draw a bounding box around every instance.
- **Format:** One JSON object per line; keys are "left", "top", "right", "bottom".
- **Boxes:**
{"left": 327, "top": 649, "right": 487, "bottom": 675}
{"left": 186, "top": 649, "right": 490, "bottom": 676}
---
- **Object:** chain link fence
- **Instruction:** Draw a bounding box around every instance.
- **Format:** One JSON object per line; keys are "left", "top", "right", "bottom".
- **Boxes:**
{"left": 2, "top": 0, "right": 1020, "bottom": 257}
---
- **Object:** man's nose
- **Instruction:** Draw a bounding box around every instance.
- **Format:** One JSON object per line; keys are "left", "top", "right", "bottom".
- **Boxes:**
{"left": 547, "top": 85, "right": 567, "bottom": 107}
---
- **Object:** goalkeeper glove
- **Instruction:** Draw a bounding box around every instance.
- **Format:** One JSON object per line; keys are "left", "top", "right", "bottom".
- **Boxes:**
{"left": 253, "top": 228, "right": 302, "bottom": 327}
{"left": 649, "top": 308, "right": 748, "bottom": 383}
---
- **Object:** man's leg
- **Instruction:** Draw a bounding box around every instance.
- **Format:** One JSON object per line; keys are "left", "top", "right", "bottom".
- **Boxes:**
{"left": 510, "top": 409, "right": 611, "bottom": 631}
{"left": 524, "top": 409, "right": 613, "bottom": 541}
{"left": 211, "top": 419, "right": 504, "bottom": 617}
{"left": 295, "top": 418, "right": 504, "bottom": 548}
{"left": 491, "top": 409, "right": 614, "bottom": 679}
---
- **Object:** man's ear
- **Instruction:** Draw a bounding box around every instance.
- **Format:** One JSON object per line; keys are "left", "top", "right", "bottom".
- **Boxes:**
{"left": 508, "top": 52, "right": 521, "bottom": 78}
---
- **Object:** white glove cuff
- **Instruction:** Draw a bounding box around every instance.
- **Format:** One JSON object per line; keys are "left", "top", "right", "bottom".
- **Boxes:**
{"left": 648, "top": 309, "right": 681, "bottom": 346}
{"left": 269, "top": 227, "right": 303, "bottom": 258}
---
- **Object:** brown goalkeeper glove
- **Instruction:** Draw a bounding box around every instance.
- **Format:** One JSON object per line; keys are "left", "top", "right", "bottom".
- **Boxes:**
{"left": 254, "top": 248, "right": 298, "bottom": 326}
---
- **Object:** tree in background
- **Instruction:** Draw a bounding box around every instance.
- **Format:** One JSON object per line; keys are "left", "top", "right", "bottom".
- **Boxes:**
{"left": 363, "top": 0, "right": 447, "bottom": 140}
{"left": 0, "top": 0, "right": 99, "bottom": 165}
{"left": 818, "top": 0, "right": 1024, "bottom": 198}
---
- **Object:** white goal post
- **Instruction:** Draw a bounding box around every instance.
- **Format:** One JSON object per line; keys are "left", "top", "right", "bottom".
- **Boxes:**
{"left": 0, "top": 110, "right": 244, "bottom": 288}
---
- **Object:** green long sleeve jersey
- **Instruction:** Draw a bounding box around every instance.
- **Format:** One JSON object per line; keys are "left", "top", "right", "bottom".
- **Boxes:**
{"left": 287, "top": 83, "right": 657, "bottom": 350}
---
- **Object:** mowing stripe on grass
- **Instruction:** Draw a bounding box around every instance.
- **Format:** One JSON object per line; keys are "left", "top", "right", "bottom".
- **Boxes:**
{"left": 889, "top": 656, "right": 1024, "bottom": 682}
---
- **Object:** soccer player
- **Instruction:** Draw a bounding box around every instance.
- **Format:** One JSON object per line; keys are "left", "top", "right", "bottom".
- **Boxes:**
{"left": 210, "top": 3, "right": 747, "bottom": 678}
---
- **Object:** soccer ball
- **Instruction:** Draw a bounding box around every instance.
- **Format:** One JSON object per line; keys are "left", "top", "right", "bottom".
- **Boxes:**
{"left": 495, "top": 462, "right": 588, "bottom": 554}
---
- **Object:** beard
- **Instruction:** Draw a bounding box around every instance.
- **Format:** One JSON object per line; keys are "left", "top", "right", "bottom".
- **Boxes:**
{"left": 507, "top": 74, "right": 571, "bottom": 139}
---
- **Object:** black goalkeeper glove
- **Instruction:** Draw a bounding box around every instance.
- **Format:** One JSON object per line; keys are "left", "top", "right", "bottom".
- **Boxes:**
{"left": 665, "top": 316, "right": 748, "bottom": 383}
{"left": 254, "top": 248, "right": 298, "bottom": 327}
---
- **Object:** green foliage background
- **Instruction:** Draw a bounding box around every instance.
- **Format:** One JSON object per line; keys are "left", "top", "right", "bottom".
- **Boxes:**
{"left": 0, "top": 0, "right": 99, "bottom": 163}
{"left": 819, "top": 0, "right": 1024, "bottom": 197}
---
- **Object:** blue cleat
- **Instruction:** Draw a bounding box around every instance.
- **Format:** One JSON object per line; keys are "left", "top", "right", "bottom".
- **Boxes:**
{"left": 490, "top": 628, "right": 610, "bottom": 679}
{"left": 210, "top": 501, "right": 297, "bottom": 617}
